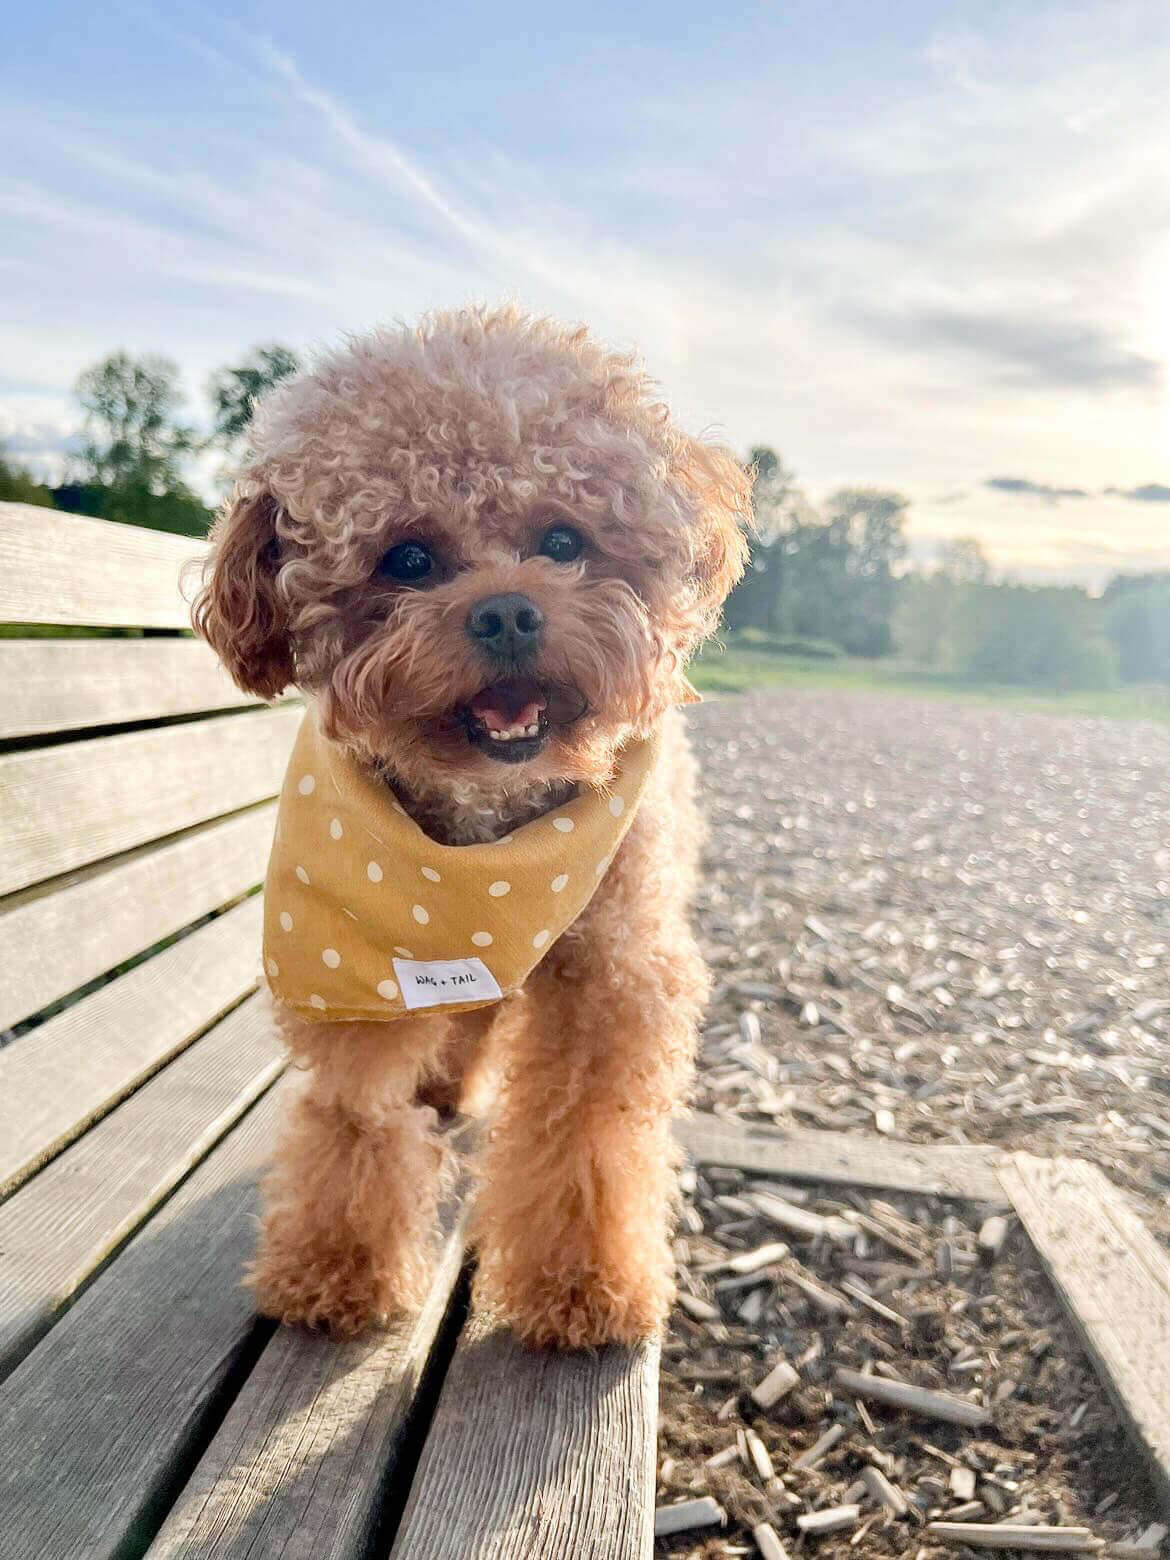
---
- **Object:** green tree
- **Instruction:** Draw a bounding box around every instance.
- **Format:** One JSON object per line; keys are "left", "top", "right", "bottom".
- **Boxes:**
{"left": 76, "top": 352, "right": 193, "bottom": 492}
{"left": 723, "top": 447, "right": 803, "bottom": 634}
{"left": 950, "top": 583, "right": 1116, "bottom": 689}
{"left": 207, "top": 343, "right": 301, "bottom": 452}
{"left": 0, "top": 446, "right": 55, "bottom": 507}
{"left": 894, "top": 573, "right": 954, "bottom": 667}
{"left": 895, "top": 538, "right": 992, "bottom": 667}
{"left": 822, "top": 488, "right": 909, "bottom": 656}
{"left": 71, "top": 353, "right": 212, "bottom": 536}
{"left": 939, "top": 535, "right": 990, "bottom": 584}
{"left": 1103, "top": 574, "right": 1170, "bottom": 683}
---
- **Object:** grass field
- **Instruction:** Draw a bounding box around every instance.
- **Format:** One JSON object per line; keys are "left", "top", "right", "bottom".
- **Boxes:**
{"left": 691, "top": 641, "right": 1170, "bottom": 722}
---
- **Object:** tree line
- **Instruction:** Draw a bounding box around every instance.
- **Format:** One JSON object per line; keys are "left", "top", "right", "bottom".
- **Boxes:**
{"left": 1, "top": 363, "right": 1166, "bottom": 688}
{"left": 0, "top": 346, "right": 299, "bottom": 536}
{"left": 723, "top": 447, "right": 1169, "bottom": 689}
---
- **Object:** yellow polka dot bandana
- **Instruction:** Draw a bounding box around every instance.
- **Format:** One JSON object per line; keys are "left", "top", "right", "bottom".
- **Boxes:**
{"left": 263, "top": 708, "right": 662, "bottom": 1022}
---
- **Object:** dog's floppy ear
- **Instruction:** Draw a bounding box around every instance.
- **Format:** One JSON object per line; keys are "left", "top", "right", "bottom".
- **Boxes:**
{"left": 676, "top": 436, "right": 752, "bottom": 631}
{"left": 191, "top": 487, "right": 295, "bottom": 699}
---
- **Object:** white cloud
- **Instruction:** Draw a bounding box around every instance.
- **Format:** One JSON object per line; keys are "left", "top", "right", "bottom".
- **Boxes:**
{"left": 2, "top": 4, "right": 1169, "bottom": 580}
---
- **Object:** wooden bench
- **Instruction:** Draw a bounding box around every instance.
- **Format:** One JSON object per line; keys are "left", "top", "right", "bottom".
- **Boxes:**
{"left": 0, "top": 501, "right": 658, "bottom": 1560}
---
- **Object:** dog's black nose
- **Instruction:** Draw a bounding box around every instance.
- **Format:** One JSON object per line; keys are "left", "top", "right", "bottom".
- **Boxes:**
{"left": 466, "top": 592, "right": 545, "bottom": 661}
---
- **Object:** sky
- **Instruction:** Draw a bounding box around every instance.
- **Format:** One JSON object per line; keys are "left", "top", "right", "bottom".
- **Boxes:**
{"left": 2, "top": 0, "right": 1169, "bottom": 587}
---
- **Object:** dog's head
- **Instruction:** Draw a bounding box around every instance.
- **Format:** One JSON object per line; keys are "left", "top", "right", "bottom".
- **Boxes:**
{"left": 194, "top": 305, "right": 749, "bottom": 794}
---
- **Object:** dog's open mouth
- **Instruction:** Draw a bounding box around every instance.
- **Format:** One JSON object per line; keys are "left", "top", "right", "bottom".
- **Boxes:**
{"left": 461, "top": 678, "right": 550, "bottom": 763}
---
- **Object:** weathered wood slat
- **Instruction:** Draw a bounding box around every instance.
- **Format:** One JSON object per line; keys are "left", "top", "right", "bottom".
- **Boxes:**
{"left": 0, "top": 705, "right": 300, "bottom": 895}
{"left": 146, "top": 1211, "right": 468, "bottom": 1559}
{"left": 0, "top": 804, "right": 275, "bottom": 1032}
{"left": 677, "top": 1112, "right": 1009, "bottom": 1206}
{"left": 389, "top": 1316, "right": 658, "bottom": 1560}
{"left": 0, "top": 637, "right": 263, "bottom": 739}
{"left": 0, "top": 502, "right": 205, "bottom": 629}
{"left": 0, "top": 994, "right": 281, "bottom": 1377}
{"left": 999, "top": 1153, "right": 1170, "bottom": 1507}
{"left": 0, "top": 895, "right": 262, "bottom": 1197}
{"left": 0, "top": 1089, "right": 276, "bottom": 1560}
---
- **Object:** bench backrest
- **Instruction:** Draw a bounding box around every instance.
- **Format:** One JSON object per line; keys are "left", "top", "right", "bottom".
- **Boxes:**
{"left": 0, "top": 501, "right": 296, "bottom": 1193}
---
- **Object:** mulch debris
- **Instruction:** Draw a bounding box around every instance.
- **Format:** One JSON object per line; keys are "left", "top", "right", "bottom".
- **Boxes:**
{"left": 657, "top": 690, "right": 1170, "bottom": 1556}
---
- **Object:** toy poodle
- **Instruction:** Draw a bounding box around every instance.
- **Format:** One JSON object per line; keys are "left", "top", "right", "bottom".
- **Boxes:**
{"left": 193, "top": 303, "right": 750, "bottom": 1349}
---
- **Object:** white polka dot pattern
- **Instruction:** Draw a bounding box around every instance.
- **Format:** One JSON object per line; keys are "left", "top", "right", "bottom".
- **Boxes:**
{"left": 264, "top": 708, "right": 661, "bottom": 1020}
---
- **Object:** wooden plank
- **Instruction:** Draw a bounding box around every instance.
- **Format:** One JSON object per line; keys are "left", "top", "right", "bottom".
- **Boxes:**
{"left": 0, "top": 502, "right": 205, "bottom": 628}
{"left": 0, "top": 638, "right": 264, "bottom": 739}
{"left": 676, "top": 1112, "right": 1009, "bottom": 1206}
{"left": 0, "top": 895, "right": 262, "bottom": 1197}
{"left": 0, "top": 1088, "right": 277, "bottom": 1560}
{"left": 0, "top": 803, "right": 275, "bottom": 1031}
{"left": 999, "top": 1153, "right": 1170, "bottom": 1508}
{"left": 390, "top": 1315, "right": 658, "bottom": 1560}
{"left": 0, "top": 994, "right": 281, "bottom": 1377}
{"left": 146, "top": 1211, "right": 469, "bottom": 1559}
{"left": 0, "top": 704, "right": 300, "bottom": 895}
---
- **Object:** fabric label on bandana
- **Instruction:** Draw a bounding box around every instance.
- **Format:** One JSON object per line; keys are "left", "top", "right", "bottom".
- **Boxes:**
{"left": 393, "top": 956, "right": 503, "bottom": 1011}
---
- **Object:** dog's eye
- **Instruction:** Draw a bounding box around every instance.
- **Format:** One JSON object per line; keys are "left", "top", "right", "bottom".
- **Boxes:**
{"left": 537, "top": 525, "right": 584, "bottom": 563}
{"left": 377, "top": 541, "right": 434, "bottom": 583}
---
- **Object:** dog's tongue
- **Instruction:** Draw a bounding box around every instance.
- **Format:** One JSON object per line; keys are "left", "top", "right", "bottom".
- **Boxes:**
{"left": 470, "top": 678, "right": 547, "bottom": 731}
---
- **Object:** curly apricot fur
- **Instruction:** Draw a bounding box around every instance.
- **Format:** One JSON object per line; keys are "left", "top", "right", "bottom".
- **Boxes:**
{"left": 197, "top": 304, "right": 749, "bottom": 1346}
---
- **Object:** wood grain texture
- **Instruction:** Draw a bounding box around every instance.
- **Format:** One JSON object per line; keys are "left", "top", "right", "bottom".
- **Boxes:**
{"left": 0, "top": 1090, "right": 277, "bottom": 1560}
{"left": 0, "top": 896, "right": 263, "bottom": 1197}
{"left": 147, "top": 1211, "right": 468, "bottom": 1559}
{"left": 0, "top": 637, "right": 265, "bottom": 739}
{"left": 677, "top": 1112, "right": 1009, "bottom": 1207}
{"left": 0, "top": 803, "right": 275, "bottom": 1032}
{"left": 0, "top": 704, "right": 300, "bottom": 895}
{"left": 999, "top": 1152, "right": 1170, "bottom": 1507}
{"left": 389, "top": 1314, "right": 659, "bottom": 1560}
{"left": 0, "top": 502, "right": 205, "bottom": 629}
{"left": 0, "top": 994, "right": 281, "bottom": 1377}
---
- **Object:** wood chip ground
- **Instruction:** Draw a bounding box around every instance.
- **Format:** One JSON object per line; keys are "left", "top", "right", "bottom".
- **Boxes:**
{"left": 655, "top": 690, "right": 1170, "bottom": 1558}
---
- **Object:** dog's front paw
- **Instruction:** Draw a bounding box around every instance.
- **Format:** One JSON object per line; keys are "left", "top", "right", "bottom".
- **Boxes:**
{"left": 250, "top": 1231, "right": 431, "bottom": 1336}
{"left": 484, "top": 1266, "right": 671, "bottom": 1351}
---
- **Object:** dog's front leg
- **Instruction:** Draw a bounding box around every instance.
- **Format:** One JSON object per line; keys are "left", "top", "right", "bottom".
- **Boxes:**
{"left": 252, "top": 1009, "right": 453, "bottom": 1335}
{"left": 472, "top": 887, "right": 706, "bottom": 1349}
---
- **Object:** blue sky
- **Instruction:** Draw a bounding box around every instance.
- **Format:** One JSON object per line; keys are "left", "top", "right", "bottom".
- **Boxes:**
{"left": 3, "top": 0, "right": 1169, "bottom": 585}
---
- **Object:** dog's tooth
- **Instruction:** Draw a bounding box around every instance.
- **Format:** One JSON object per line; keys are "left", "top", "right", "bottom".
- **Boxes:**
{"left": 489, "top": 730, "right": 503, "bottom": 740}
{"left": 525, "top": 723, "right": 538, "bottom": 736}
